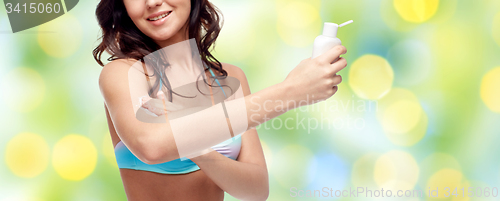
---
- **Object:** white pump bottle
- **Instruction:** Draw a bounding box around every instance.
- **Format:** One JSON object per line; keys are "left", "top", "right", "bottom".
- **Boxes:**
{"left": 311, "top": 20, "right": 353, "bottom": 60}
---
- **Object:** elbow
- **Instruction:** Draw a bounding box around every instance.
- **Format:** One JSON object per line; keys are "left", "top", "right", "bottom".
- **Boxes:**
{"left": 239, "top": 189, "right": 269, "bottom": 201}
{"left": 255, "top": 174, "right": 270, "bottom": 201}
{"left": 140, "top": 149, "right": 163, "bottom": 165}
{"left": 135, "top": 134, "right": 176, "bottom": 165}
{"left": 237, "top": 175, "right": 269, "bottom": 201}
{"left": 134, "top": 141, "right": 161, "bottom": 164}
{"left": 140, "top": 143, "right": 177, "bottom": 165}
{"left": 253, "top": 187, "right": 269, "bottom": 201}
{"left": 250, "top": 171, "right": 269, "bottom": 201}
{"left": 258, "top": 181, "right": 270, "bottom": 201}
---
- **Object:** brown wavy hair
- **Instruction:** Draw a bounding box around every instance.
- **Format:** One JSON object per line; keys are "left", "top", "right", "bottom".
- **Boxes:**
{"left": 93, "top": 0, "right": 228, "bottom": 101}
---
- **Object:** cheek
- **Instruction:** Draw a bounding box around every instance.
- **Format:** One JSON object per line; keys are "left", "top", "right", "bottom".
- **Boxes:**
{"left": 179, "top": 5, "right": 191, "bottom": 24}
{"left": 174, "top": 0, "right": 191, "bottom": 19}
{"left": 123, "top": 2, "right": 144, "bottom": 22}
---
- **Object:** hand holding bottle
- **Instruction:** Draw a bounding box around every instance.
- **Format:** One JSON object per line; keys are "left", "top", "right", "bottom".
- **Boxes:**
{"left": 282, "top": 45, "right": 347, "bottom": 107}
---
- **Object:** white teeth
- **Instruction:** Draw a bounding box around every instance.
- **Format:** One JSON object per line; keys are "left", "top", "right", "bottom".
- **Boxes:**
{"left": 148, "top": 12, "right": 170, "bottom": 21}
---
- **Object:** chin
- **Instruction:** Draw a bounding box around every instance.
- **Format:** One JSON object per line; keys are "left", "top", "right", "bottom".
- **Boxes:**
{"left": 143, "top": 28, "right": 171, "bottom": 41}
{"left": 147, "top": 26, "right": 183, "bottom": 42}
{"left": 150, "top": 33, "right": 174, "bottom": 41}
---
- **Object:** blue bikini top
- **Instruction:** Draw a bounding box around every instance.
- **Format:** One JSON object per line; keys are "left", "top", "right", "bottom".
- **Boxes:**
{"left": 114, "top": 67, "right": 241, "bottom": 174}
{"left": 114, "top": 135, "right": 241, "bottom": 174}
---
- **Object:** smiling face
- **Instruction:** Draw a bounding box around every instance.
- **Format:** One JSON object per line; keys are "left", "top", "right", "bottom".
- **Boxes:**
{"left": 123, "top": 0, "right": 191, "bottom": 47}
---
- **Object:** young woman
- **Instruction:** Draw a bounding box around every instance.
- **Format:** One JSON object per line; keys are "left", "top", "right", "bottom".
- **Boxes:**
{"left": 93, "top": 0, "right": 347, "bottom": 200}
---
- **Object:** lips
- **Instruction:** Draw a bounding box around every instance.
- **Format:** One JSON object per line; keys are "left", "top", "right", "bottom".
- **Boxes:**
{"left": 147, "top": 11, "right": 172, "bottom": 21}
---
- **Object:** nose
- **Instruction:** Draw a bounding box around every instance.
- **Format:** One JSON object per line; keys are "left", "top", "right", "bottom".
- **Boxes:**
{"left": 146, "top": 0, "right": 163, "bottom": 9}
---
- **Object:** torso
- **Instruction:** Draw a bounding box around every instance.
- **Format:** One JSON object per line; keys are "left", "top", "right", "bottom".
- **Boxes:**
{"left": 105, "top": 60, "right": 231, "bottom": 201}
{"left": 106, "top": 111, "right": 224, "bottom": 201}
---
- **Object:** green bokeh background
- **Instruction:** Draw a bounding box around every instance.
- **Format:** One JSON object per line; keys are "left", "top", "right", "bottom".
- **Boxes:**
{"left": 1, "top": 0, "right": 500, "bottom": 200}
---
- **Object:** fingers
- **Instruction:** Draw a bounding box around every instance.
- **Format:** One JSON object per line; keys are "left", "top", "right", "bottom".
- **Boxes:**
{"left": 327, "top": 85, "right": 339, "bottom": 97}
{"left": 140, "top": 95, "right": 166, "bottom": 116}
{"left": 331, "top": 74, "right": 342, "bottom": 86}
{"left": 325, "top": 74, "right": 342, "bottom": 91}
{"left": 140, "top": 96, "right": 151, "bottom": 108}
{"left": 317, "top": 45, "right": 347, "bottom": 65}
{"left": 333, "top": 85, "right": 339, "bottom": 92}
{"left": 330, "top": 57, "right": 348, "bottom": 74}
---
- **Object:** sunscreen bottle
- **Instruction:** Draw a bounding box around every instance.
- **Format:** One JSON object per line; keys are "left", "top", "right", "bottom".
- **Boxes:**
{"left": 311, "top": 20, "right": 353, "bottom": 60}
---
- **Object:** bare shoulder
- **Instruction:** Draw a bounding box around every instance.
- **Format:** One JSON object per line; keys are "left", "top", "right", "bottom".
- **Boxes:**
{"left": 99, "top": 59, "right": 139, "bottom": 77}
{"left": 221, "top": 62, "right": 246, "bottom": 78}
{"left": 98, "top": 58, "right": 140, "bottom": 88}
{"left": 221, "top": 62, "right": 251, "bottom": 95}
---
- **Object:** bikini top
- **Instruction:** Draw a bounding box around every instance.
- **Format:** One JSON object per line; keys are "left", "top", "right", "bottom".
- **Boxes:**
{"left": 114, "top": 67, "right": 241, "bottom": 174}
{"left": 114, "top": 135, "right": 241, "bottom": 174}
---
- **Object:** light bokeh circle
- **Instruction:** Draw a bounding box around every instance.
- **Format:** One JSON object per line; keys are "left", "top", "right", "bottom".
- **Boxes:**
{"left": 102, "top": 132, "right": 117, "bottom": 167}
{"left": 0, "top": 67, "right": 45, "bottom": 113}
{"left": 425, "top": 168, "right": 469, "bottom": 199}
{"left": 387, "top": 113, "right": 428, "bottom": 147}
{"left": 351, "top": 153, "right": 379, "bottom": 188}
{"left": 418, "top": 153, "right": 462, "bottom": 189}
{"left": 382, "top": 100, "right": 423, "bottom": 134}
{"left": 276, "top": 1, "right": 321, "bottom": 47}
{"left": 348, "top": 54, "right": 394, "bottom": 100}
{"left": 480, "top": 67, "right": 500, "bottom": 113}
{"left": 260, "top": 140, "right": 273, "bottom": 171}
{"left": 52, "top": 134, "right": 98, "bottom": 181}
{"left": 374, "top": 150, "right": 419, "bottom": 190}
{"left": 307, "top": 154, "right": 348, "bottom": 192}
{"left": 37, "top": 13, "right": 82, "bottom": 58}
{"left": 377, "top": 88, "right": 428, "bottom": 146}
{"left": 5, "top": 132, "right": 50, "bottom": 178}
{"left": 393, "top": 0, "right": 439, "bottom": 23}
{"left": 381, "top": 0, "right": 455, "bottom": 32}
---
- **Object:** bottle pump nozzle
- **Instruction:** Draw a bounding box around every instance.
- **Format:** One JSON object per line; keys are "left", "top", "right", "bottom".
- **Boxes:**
{"left": 339, "top": 20, "right": 354, "bottom": 27}
{"left": 322, "top": 20, "right": 354, "bottom": 38}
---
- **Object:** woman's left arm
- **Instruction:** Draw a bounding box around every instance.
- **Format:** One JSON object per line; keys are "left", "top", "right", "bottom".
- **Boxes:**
{"left": 191, "top": 64, "right": 269, "bottom": 201}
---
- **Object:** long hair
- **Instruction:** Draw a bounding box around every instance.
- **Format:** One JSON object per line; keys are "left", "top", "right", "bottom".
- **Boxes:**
{"left": 93, "top": 0, "right": 228, "bottom": 101}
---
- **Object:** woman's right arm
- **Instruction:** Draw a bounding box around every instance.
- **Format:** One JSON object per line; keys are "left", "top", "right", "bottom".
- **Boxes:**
{"left": 99, "top": 45, "right": 347, "bottom": 165}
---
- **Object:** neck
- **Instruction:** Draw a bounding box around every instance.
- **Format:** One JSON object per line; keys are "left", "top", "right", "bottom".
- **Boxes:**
{"left": 154, "top": 24, "right": 200, "bottom": 73}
